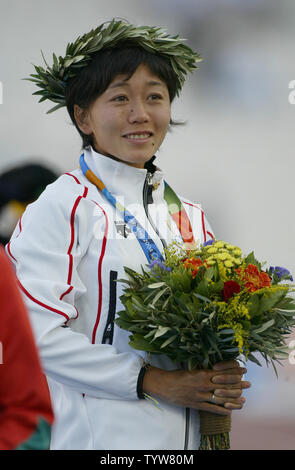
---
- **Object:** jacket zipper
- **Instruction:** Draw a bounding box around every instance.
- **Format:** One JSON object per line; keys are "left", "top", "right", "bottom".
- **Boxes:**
{"left": 184, "top": 408, "right": 190, "bottom": 450}
{"left": 143, "top": 174, "right": 190, "bottom": 449}
{"left": 143, "top": 172, "right": 167, "bottom": 250}
{"left": 102, "top": 270, "right": 118, "bottom": 344}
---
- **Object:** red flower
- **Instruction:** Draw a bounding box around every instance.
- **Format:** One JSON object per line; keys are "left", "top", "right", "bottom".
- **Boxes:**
{"left": 183, "top": 257, "right": 203, "bottom": 278}
{"left": 222, "top": 280, "right": 241, "bottom": 302}
{"left": 238, "top": 264, "right": 271, "bottom": 292}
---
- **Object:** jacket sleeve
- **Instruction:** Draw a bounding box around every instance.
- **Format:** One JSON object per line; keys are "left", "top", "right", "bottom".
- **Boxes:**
{"left": 0, "top": 246, "right": 54, "bottom": 450}
{"left": 6, "top": 182, "right": 143, "bottom": 401}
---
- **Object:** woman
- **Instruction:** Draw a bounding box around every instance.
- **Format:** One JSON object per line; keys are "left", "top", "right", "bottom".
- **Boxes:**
{"left": 7, "top": 19, "right": 250, "bottom": 450}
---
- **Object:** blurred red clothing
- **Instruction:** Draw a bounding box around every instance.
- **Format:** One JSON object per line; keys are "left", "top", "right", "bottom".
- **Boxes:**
{"left": 0, "top": 245, "right": 54, "bottom": 449}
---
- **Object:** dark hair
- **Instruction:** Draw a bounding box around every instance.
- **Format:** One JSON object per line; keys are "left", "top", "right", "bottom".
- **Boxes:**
{"left": 65, "top": 44, "right": 181, "bottom": 148}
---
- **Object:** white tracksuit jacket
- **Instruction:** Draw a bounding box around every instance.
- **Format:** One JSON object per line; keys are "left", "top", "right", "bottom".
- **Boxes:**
{"left": 6, "top": 146, "right": 214, "bottom": 450}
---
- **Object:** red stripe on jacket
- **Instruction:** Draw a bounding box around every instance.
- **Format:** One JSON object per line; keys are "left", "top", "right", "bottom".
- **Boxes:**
{"left": 59, "top": 173, "right": 88, "bottom": 303}
{"left": 66, "top": 186, "right": 88, "bottom": 286}
{"left": 91, "top": 201, "right": 108, "bottom": 344}
{"left": 18, "top": 282, "right": 70, "bottom": 322}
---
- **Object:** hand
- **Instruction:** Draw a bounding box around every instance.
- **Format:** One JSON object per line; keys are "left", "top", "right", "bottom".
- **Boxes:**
{"left": 210, "top": 360, "right": 251, "bottom": 411}
{"left": 142, "top": 360, "right": 251, "bottom": 415}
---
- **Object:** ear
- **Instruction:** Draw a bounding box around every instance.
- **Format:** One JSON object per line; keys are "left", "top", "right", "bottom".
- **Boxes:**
{"left": 73, "top": 104, "right": 92, "bottom": 135}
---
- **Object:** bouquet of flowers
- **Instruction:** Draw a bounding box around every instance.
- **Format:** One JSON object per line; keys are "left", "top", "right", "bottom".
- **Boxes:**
{"left": 115, "top": 239, "right": 295, "bottom": 450}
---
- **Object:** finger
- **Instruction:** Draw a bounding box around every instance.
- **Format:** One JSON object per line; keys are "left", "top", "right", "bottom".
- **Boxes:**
{"left": 212, "top": 360, "right": 241, "bottom": 371}
{"left": 207, "top": 381, "right": 251, "bottom": 391}
{"left": 214, "top": 388, "right": 243, "bottom": 399}
{"left": 211, "top": 367, "right": 247, "bottom": 377}
{"left": 211, "top": 373, "right": 244, "bottom": 385}
{"left": 224, "top": 399, "right": 246, "bottom": 410}
{"left": 197, "top": 401, "right": 232, "bottom": 416}
{"left": 206, "top": 391, "right": 245, "bottom": 407}
{"left": 241, "top": 380, "right": 251, "bottom": 389}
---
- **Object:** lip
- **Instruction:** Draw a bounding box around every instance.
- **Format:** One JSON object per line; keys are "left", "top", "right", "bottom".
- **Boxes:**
{"left": 122, "top": 131, "right": 153, "bottom": 144}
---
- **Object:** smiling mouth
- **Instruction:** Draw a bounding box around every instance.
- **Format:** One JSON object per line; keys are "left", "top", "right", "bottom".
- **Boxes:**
{"left": 123, "top": 132, "right": 153, "bottom": 140}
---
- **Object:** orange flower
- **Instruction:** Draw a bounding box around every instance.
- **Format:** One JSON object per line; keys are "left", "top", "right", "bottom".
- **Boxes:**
{"left": 240, "top": 264, "right": 271, "bottom": 292}
{"left": 183, "top": 257, "right": 204, "bottom": 278}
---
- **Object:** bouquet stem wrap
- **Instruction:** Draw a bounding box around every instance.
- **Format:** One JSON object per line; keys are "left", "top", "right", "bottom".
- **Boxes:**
{"left": 199, "top": 411, "right": 231, "bottom": 450}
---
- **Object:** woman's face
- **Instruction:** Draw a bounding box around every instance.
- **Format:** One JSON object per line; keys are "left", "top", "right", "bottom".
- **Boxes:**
{"left": 74, "top": 64, "right": 171, "bottom": 168}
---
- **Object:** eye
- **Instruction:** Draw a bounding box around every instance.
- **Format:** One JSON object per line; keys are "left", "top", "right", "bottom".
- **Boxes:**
{"left": 148, "top": 94, "right": 163, "bottom": 100}
{"left": 112, "top": 95, "right": 128, "bottom": 102}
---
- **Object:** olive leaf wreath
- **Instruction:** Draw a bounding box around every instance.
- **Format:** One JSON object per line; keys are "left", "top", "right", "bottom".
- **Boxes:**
{"left": 24, "top": 19, "right": 202, "bottom": 113}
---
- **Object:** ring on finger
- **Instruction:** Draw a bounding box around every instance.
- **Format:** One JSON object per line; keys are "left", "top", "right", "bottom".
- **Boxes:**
{"left": 210, "top": 392, "right": 216, "bottom": 403}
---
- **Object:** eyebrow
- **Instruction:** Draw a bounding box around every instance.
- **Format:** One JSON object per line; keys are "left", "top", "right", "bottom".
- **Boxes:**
{"left": 109, "top": 80, "right": 165, "bottom": 89}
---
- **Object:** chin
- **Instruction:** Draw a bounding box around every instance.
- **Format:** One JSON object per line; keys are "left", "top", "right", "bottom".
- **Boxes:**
{"left": 121, "top": 154, "right": 153, "bottom": 168}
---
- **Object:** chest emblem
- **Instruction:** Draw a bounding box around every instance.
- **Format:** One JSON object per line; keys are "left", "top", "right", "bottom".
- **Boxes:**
{"left": 114, "top": 220, "right": 132, "bottom": 238}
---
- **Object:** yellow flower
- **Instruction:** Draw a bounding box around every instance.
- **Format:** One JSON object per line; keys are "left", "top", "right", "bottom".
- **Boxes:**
{"left": 233, "top": 248, "right": 242, "bottom": 256}
{"left": 233, "top": 324, "right": 245, "bottom": 354}
{"left": 225, "top": 243, "right": 235, "bottom": 250}
{"left": 217, "top": 261, "right": 227, "bottom": 281}
{"left": 217, "top": 253, "right": 228, "bottom": 261}
{"left": 215, "top": 241, "right": 225, "bottom": 249}
{"left": 224, "top": 260, "right": 234, "bottom": 268}
{"left": 207, "top": 247, "right": 218, "bottom": 254}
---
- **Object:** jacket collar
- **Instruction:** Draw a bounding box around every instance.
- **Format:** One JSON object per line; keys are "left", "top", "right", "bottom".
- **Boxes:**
{"left": 83, "top": 146, "right": 164, "bottom": 205}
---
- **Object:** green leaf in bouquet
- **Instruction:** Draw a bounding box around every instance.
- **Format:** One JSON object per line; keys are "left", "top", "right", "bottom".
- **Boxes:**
{"left": 202, "top": 354, "right": 210, "bottom": 369}
{"left": 219, "top": 328, "right": 235, "bottom": 335}
{"left": 275, "top": 296, "right": 295, "bottom": 311}
{"left": 252, "top": 319, "right": 275, "bottom": 334}
{"left": 194, "top": 279, "right": 209, "bottom": 298}
{"left": 151, "top": 287, "right": 170, "bottom": 307}
{"left": 123, "top": 266, "right": 145, "bottom": 287}
{"left": 114, "top": 317, "right": 133, "bottom": 331}
{"left": 154, "top": 326, "right": 172, "bottom": 339}
{"left": 147, "top": 282, "right": 167, "bottom": 289}
{"left": 273, "top": 347, "right": 290, "bottom": 360}
{"left": 193, "top": 292, "right": 211, "bottom": 303}
{"left": 124, "top": 299, "right": 138, "bottom": 317}
{"left": 114, "top": 309, "right": 134, "bottom": 323}
{"left": 206, "top": 332, "right": 223, "bottom": 360}
{"left": 203, "top": 266, "right": 214, "bottom": 282}
{"left": 275, "top": 309, "right": 295, "bottom": 317}
{"left": 116, "top": 278, "right": 134, "bottom": 288}
{"left": 200, "top": 310, "right": 215, "bottom": 326}
{"left": 144, "top": 329, "right": 157, "bottom": 340}
{"left": 210, "top": 279, "right": 224, "bottom": 295}
{"left": 160, "top": 334, "right": 178, "bottom": 349}
{"left": 223, "top": 347, "right": 240, "bottom": 353}
{"left": 166, "top": 312, "right": 186, "bottom": 327}
{"left": 247, "top": 352, "right": 262, "bottom": 367}
{"left": 244, "top": 251, "right": 262, "bottom": 269}
{"left": 166, "top": 267, "right": 192, "bottom": 293}
{"left": 131, "top": 295, "right": 146, "bottom": 310}
{"left": 240, "top": 319, "right": 251, "bottom": 331}
{"left": 247, "top": 293, "right": 260, "bottom": 317}
{"left": 187, "top": 357, "right": 199, "bottom": 371}
{"left": 129, "top": 334, "right": 162, "bottom": 353}
{"left": 258, "top": 288, "right": 288, "bottom": 313}
{"left": 218, "top": 329, "right": 235, "bottom": 343}
{"left": 173, "top": 294, "right": 191, "bottom": 312}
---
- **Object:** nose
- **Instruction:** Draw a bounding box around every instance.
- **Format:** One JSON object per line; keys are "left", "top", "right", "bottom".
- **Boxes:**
{"left": 128, "top": 100, "right": 149, "bottom": 123}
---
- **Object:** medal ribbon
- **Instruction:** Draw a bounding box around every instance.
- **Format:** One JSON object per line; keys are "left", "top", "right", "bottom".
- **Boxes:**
{"left": 79, "top": 154, "right": 195, "bottom": 263}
